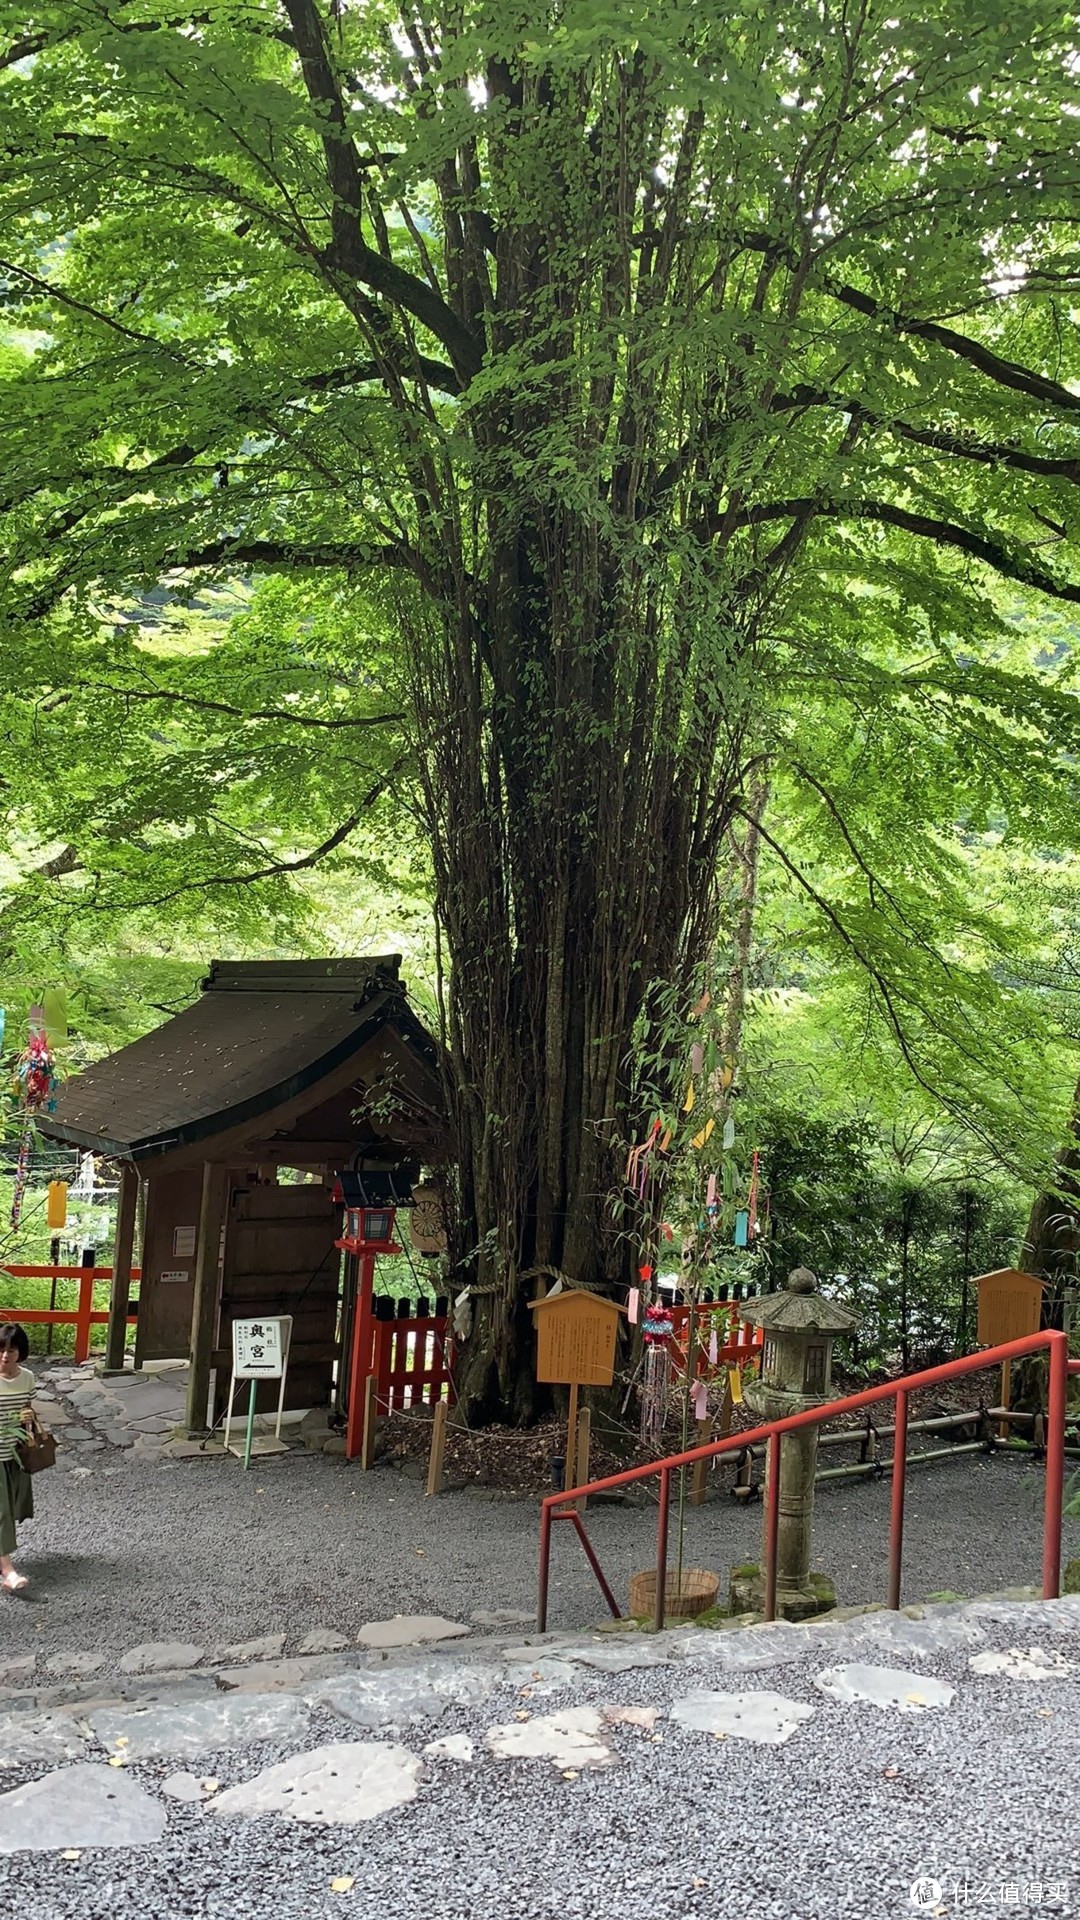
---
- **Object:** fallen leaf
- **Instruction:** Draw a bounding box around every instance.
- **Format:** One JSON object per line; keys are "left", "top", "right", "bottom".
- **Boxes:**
{"left": 107, "top": 1754, "right": 126, "bottom": 1768}
{"left": 713, "top": 1731, "right": 727, "bottom": 1742}
{"left": 905, "top": 1693, "right": 926, "bottom": 1707}
{"left": 514, "top": 1710, "right": 531, "bottom": 1721}
{"left": 115, "top": 1736, "right": 129, "bottom": 1748}
{"left": 1037, "top": 1709, "right": 1054, "bottom": 1719}
{"left": 519, "top": 1686, "right": 533, "bottom": 1698}
{"left": 561, "top": 1770, "right": 579, "bottom": 1781}
{"left": 60, "top": 1850, "right": 81, "bottom": 1862}
{"left": 330, "top": 1877, "right": 355, "bottom": 1894}
{"left": 691, "top": 1877, "right": 707, "bottom": 1890}
{"left": 883, "top": 1767, "right": 900, "bottom": 1778}
{"left": 200, "top": 1777, "right": 219, "bottom": 1794}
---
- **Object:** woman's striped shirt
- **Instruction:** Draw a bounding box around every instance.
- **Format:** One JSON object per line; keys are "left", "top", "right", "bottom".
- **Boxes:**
{"left": 0, "top": 1367, "right": 34, "bottom": 1464}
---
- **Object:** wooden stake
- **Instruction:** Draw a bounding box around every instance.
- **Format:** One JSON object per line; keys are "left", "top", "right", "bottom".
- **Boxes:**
{"left": 574, "top": 1405, "right": 591, "bottom": 1513}
{"left": 999, "top": 1358, "right": 1012, "bottom": 1442}
{"left": 426, "top": 1399, "right": 448, "bottom": 1496}
{"left": 564, "top": 1382, "right": 579, "bottom": 1492}
{"left": 360, "top": 1373, "right": 378, "bottom": 1471}
{"left": 694, "top": 1376, "right": 734, "bottom": 1505}
{"left": 691, "top": 1418, "right": 712, "bottom": 1505}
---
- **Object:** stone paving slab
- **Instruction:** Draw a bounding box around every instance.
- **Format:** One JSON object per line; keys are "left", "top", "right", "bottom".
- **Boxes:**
{"left": 310, "top": 1658, "right": 499, "bottom": 1731}
{"left": 0, "top": 1763, "right": 167, "bottom": 1854}
{"left": 0, "top": 1710, "right": 90, "bottom": 1771}
{"left": 89, "top": 1691, "right": 310, "bottom": 1760}
{"left": 212, "top": 1741, "right": 423, "bottom": 1824}
{"left": 356, "top": 1614, "right": 471, "bottom": 1650}
{"left": 670, "top": 1688, "right": 817, "bottom": 1744}
{"left": 118, "top": 1642, "right": 204, "bottom": 1675}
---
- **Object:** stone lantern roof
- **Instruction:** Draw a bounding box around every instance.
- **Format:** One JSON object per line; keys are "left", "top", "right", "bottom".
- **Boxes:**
{"left": 741, "top": 1267, "right": 859, "bottom": 1335}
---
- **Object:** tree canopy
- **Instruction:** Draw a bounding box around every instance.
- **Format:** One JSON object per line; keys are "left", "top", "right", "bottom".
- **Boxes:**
{"left": 3, "top": 0, "right": 1080, "bottom": 1409}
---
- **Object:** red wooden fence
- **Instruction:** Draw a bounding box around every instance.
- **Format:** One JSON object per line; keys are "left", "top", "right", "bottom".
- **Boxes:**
{"left": 668, "top": 1299, "right": 763, "bottom": 1375}
{"left": 0, "top": 1265, "right": 141, "bottom": 1364}
{"left": 372, "top": 1311, "right": 455, "bottom": 1413}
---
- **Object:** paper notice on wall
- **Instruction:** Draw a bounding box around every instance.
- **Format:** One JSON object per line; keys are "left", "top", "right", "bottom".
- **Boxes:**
{"left": 173, "top": 1224, "right": 197, "bottom": 1257}
{"left": 160, "top": 1270, "right": 189, "bottom": 1284}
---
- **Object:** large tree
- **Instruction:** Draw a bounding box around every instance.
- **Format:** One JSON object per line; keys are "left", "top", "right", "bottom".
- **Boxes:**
{"left": 2, "top": 1, "right": 1080, "bottom": 1414}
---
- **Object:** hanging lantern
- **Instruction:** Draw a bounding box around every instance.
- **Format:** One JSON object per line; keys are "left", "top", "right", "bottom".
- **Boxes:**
{"left": 332, "top": 1168, "right": 413, "bottom": 1254}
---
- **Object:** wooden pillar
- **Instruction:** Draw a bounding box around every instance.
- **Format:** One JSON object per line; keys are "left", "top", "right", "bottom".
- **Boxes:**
{"left": 185, "top": 1163, "right": 228, "bottom": 1437}
{"left": 100, "top": 1161, "right": 139, "bottom": 1375}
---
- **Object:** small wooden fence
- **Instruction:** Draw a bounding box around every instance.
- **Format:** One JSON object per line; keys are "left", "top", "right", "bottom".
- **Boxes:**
{"left": 668, "top": 1299, "right": 763, "bottom": 1374}
{"left": 0, "top": 1263, "right": 142, "bottom": 1363}
{"left": 371, "top": 1299, "right": 455, "bottom": 1412}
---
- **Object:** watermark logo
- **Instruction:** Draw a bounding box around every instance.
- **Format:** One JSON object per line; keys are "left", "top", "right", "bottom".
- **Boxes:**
{"left": 909, "top": 1878, "right": 1069, "bottom": 1911}
{"left": 910, "top": 1880, "right": 944, "bottom": 1913}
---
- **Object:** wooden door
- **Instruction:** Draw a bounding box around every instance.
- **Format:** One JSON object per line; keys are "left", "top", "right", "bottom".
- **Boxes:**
{"left": 216, "top": 1183, "right": 342, "bottom": 1414}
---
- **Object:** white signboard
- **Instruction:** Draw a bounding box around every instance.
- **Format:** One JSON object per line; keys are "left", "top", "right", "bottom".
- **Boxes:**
{"left": 160, "top": 1269, "right": 189, "bottom": 1285}
{"left": 232, "top": 1317, "right": 288, "bottom": 1380}
{"left": 173, "top": 1224, "right": 197, "bottom": 1258}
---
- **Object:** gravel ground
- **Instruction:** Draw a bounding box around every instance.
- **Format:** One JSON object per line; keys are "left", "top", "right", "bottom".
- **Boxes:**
{"left": 2, "top": 1445, "right": 1077, "bottom": 1664}
{"left": 2, "top": 1601, "right": 1080, "bottom": 1919}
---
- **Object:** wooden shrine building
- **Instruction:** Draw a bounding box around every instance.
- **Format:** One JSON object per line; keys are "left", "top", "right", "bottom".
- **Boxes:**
{"left": 38, "top": 958, "right": 448, "bottom": 1435}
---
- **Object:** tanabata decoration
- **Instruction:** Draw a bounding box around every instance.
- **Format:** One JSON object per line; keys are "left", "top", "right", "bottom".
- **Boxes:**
{"left": 639, "top": 1296, "right": 674, "bottom": 1449}
{"left": 9, "top": 1028, "right": 59, "bottom": 1230}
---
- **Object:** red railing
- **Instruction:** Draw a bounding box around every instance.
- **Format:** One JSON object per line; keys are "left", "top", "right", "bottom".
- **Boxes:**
{"left": 537, "top": 1330, "right": 1076, "bottom": 1633}
{"left": 372, "top": 1311, "right": 454, "bottom": 1413}
{"left": 0, "top": 1264, "right": 141, "bottom": 1364}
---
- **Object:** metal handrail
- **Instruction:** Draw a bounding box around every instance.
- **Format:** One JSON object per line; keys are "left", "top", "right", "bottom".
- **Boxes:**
{"left": 537, "top": 1329, "right": 1074, "bottom": 1633}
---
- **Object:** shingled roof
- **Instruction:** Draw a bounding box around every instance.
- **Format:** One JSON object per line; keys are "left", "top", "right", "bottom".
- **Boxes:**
{"left": 38, "top": 957, "right": 444, "bottom": 1160}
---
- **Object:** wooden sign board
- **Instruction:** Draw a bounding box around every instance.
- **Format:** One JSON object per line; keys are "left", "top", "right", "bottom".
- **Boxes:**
{"left": 976, "top": 1268, "right": 1044, "bottom": 1348}
{"left": 531, "top": 1288, "right": 623, "bottom": 1388}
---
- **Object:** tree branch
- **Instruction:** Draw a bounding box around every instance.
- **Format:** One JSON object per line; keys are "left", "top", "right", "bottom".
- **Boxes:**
{"left": 280, "top": 0, "right": 483, "bottom": 382}
{"left": 774, "top": 387, "right": 1080, "bottom": 482}
{"left": 87, "top": 685, "right": 403, "bottom": 730}
{"left": 80, "top": 763, "right": 407, "bottom": 913}
{"left": 735, "top": 232, "right": 1080, "bottom": 417}
{"left": 721, "top": 497, "right": 1080, "bottom": 603}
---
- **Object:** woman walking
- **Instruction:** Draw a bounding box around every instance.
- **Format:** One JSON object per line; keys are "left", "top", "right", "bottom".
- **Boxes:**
{"left": 0, "top": 1323, "right": 35, "bottom": 1593}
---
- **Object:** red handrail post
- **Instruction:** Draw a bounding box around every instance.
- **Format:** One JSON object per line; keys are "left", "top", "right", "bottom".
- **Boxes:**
{"left": 1043, "top": 1330, "right": 1068, "bottom": 1600}
{"left": 569, "top": 1512, "right": 622, "bottom": 1620}
{"left": 538, "top": 1499, "right": 553, "bottom": 1633}
{"left": 74, "top": 1262, "right": 95, "bottom": 1364}
{"left": 654, "top": 1467, "right": 671, "bottom": 1631}
{"left": 888, "top": 1388, "right": 909, "bottom": 1610}
{"left": 764, "top": 1432, "right": 781, "bottom": 1621}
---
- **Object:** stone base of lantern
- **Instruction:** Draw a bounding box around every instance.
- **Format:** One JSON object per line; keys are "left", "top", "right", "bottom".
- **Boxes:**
{"left": 727, "top": 1564, "right": 837, "bottom": 1622}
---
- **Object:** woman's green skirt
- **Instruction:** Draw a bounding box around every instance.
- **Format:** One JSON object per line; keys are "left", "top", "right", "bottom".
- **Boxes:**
{"left": 0, "top": 1457, "right": 33, "bottom": 1556}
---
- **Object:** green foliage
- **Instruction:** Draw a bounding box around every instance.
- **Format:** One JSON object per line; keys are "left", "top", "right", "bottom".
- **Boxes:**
{"left": 2, "top": 2, "right": 1080, "bottom": 1366}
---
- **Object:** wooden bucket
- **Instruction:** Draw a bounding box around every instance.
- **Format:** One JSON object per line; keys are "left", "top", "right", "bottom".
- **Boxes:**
{"left": 629, "top": 1567, "right": 719, "bottom": 1621}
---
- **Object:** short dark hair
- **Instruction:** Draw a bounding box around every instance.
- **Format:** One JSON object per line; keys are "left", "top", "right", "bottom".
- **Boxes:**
{"left": 0, "top": 1324, "right": 29, "bottom": 1361}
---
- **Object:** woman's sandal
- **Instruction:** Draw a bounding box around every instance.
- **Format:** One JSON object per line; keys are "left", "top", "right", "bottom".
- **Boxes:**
{"left": 1, "top": 1570, "right": 29, "bottom": 1593}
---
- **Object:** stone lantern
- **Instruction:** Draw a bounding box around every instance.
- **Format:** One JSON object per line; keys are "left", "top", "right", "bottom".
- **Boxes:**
{"left": 730, "top": 1267, "right": 859, "bottom": 1621}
